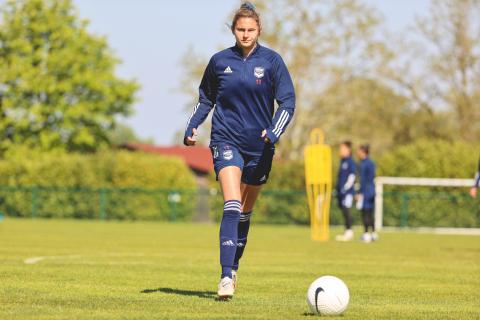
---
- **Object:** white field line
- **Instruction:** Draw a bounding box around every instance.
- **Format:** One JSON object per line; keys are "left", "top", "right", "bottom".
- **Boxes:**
{"left": 64, "top": 261, "right": 153, "bottom": 265}
{"left": 24, "top": 255, "right": 82, "bottom": 265}
{"left": 381, "top": 227, "right": 480, "bottom": 236}
{"left": 23, "top": 252, "right": 150, "bottom": 265}
{"left": 330, "top": 225, "right": 480, "bottom": 236}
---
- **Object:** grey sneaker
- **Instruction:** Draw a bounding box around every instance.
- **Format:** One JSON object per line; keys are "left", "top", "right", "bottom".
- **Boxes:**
{"left": 360, "top": 232, "right": 372, "bottom": 243}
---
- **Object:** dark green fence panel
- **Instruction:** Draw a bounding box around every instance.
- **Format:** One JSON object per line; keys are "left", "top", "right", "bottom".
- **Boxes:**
{"left": 382, "top": 190, "right": 479, "bottom": 228}
{"left": 0, "top": 186, "right": 196, "bottom": 221}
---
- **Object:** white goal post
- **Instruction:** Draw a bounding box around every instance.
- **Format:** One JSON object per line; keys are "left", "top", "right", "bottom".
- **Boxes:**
{"left": 374, "top": 177, "right": 475, "bottom": 230}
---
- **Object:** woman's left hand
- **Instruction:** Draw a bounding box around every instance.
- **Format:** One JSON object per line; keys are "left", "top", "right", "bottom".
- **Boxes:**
{"left": 261, "top": 129, "right": 271, "bottom": 143}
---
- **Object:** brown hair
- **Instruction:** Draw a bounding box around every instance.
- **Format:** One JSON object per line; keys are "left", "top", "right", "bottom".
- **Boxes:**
{"left": 341, "top": 140, "right": 352, "bottom": 150}
{"left": 231, "top": 2, "right": 261, "bottom": 33}
{"left": 359, "top": 144, "right": 370, "bottom": 155}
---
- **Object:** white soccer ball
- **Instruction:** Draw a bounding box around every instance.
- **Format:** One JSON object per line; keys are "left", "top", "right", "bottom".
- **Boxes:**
{"left": 306, "top": 275, "right": 350, "bottom": 316}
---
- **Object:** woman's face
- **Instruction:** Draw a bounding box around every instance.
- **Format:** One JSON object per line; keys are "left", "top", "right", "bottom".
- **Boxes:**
{"left": 357, "top": 148, "right": 366, "bottom": 159}
{"left": 233, "top": 17, "right": 259, "bottom": 51}
{"left": 339, "top": 144, "right": 351, "bottom": 158}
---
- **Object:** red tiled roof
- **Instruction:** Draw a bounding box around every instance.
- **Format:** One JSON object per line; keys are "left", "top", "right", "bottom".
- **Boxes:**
{"left": 123, "top": 143, "right": 213, "bottom": 174}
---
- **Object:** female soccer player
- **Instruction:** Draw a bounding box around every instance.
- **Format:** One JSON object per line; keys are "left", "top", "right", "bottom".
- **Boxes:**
{"left": 470, "top": 156, "right": 480, "bottom": 198}
{"left": 183, "top": 2, "right": 295, "bottom": 299}
{"left": 335, "top": 141, "right": 356, "bottom": 242}
{"left": 356, "top": 144, "right": 377, "bottom": 243}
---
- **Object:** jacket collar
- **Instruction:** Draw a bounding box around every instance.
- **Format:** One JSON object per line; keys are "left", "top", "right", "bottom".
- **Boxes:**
{"left": 233, "top": 42, "right": 261, "bottom": 59}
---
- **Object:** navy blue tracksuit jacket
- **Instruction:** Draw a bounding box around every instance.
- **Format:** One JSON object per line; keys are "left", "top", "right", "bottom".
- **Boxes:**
{"left": 336, "top": 156, "right": 356, "bottom": 198}
{"left": 358, "top": 157, "right": 376, "bottom": 210}
{"left": 184, "top": 44, "right": 296, "bottom": 156}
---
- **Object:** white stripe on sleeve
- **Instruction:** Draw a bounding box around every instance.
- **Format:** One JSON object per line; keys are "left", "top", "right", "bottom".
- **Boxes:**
{"left": 272, "top": 110, "right": 287, "bottom": 136}
{"left": 274, "top": 112, "right": 290, "bottom": 136}
{"left": 185, "top": 103, "right": 200, "bottom": 130}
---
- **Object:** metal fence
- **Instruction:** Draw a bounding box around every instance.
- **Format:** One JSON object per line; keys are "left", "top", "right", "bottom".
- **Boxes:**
{"left": 0, "top": 185, "right": 477, "bottom": 227}
{"left": 381, "top": 190, "right": 478, "bottom": 228}
{"left": 0, "top": 185, "right": 196, "bottom": 221}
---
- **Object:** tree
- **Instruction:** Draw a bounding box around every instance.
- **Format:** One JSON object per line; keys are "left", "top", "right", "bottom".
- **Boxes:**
{"left": 380, "top": 0, "right": 480, "bottom": 143}
{"left": 312, "top": 77, "right": 407, "bottom": 154}
{"left": 0, "top": 0, "right": 139, "bottom": 154}
{"left": 416, "top": 0, "right": 480, "bottom": 142}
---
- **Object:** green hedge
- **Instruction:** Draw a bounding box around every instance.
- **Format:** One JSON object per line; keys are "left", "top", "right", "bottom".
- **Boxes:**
{"left": 377, "top": 139, "right": 476, "bottom": 178}
{"left": 378, "top": 139, "right": 479, "bottom": 227}
{"left": 0, "top": 150, "right": 197, "bottom": 220}
{"left": 5, "top": 139, "right": 474, "bottom": 226}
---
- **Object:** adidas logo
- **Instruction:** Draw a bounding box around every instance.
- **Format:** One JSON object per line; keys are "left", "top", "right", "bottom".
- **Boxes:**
{"left": 224, "top": 66, "right": 233, "bottom": 73}
{"left": 222, "top": 240, "right": 235, "bottom": 246}
{"left": 237, "top": 242, "right": 245, "bottom": 247}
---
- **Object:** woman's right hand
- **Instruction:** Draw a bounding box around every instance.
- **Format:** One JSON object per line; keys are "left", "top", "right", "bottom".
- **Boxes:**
{"left": 184, "top": 128, "right": 198, "bottom": 146}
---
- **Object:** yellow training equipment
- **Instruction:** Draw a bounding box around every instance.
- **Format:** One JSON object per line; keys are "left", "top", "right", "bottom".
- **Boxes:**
{"left": 304, "top": 128, "right": 332, "bottom": 241}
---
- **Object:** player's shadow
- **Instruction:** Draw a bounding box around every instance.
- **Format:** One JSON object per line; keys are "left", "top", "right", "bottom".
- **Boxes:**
{"left": 141, "top": 287, "right": 216, "bottom": 299}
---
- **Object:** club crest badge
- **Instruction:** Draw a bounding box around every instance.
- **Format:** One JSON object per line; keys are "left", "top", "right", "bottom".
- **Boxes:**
{"left": 223, "top": 149, "right": 233, "bottom": 160}
{"left": 254, "top": 67, "right": 265, "bottom": 79}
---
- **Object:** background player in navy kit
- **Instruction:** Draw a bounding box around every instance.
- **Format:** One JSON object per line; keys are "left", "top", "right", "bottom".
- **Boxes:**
{"left": 183, "top": 2, "right": 295, "bottom": 299}
{"left": 470, "top": 156, "right": 480, "bottom": 198}
{"left": 335, "top": 141, "right": 356, "bottom": 242}
{"left": 356, "top": 144, "right": 378, "bottom": 243}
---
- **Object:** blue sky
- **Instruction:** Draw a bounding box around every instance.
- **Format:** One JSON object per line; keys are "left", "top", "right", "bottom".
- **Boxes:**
{"left": 25, "top": 1, "right": 432, "bottom": 144}
{"left": 74, "top": 0, "right": 238, "bottom": 144}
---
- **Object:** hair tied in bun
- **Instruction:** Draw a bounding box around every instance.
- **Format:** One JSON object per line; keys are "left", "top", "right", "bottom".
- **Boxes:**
{"left": 241, "top": 2, "right": 256, "bottom": 11}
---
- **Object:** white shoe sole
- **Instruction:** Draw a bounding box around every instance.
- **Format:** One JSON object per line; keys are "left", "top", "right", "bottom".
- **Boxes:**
{"left": 335, "top": 236, "right": 353, "bottom": 242}
{"left": 217, "top": 292, "right": 234, "bottom": 300}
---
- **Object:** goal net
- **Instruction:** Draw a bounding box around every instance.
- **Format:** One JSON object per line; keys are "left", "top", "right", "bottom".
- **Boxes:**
{"left": 374, "top": 177, "right": 477, "bottom": 230}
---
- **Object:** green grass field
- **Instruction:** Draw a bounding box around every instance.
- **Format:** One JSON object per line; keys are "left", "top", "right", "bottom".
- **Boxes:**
{"left": 0, "top": 219, "right": 479, "bottom": 319}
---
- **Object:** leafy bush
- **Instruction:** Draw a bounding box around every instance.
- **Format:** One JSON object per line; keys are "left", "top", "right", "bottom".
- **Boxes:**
{"left": 378, "top": 139, "right": 479, "bottom": 227}
{"left": 0, "top": 149, "right": 197, "bottom": 220}
{"left": 377, "top": 139, "right": 476, "bottom": 178}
